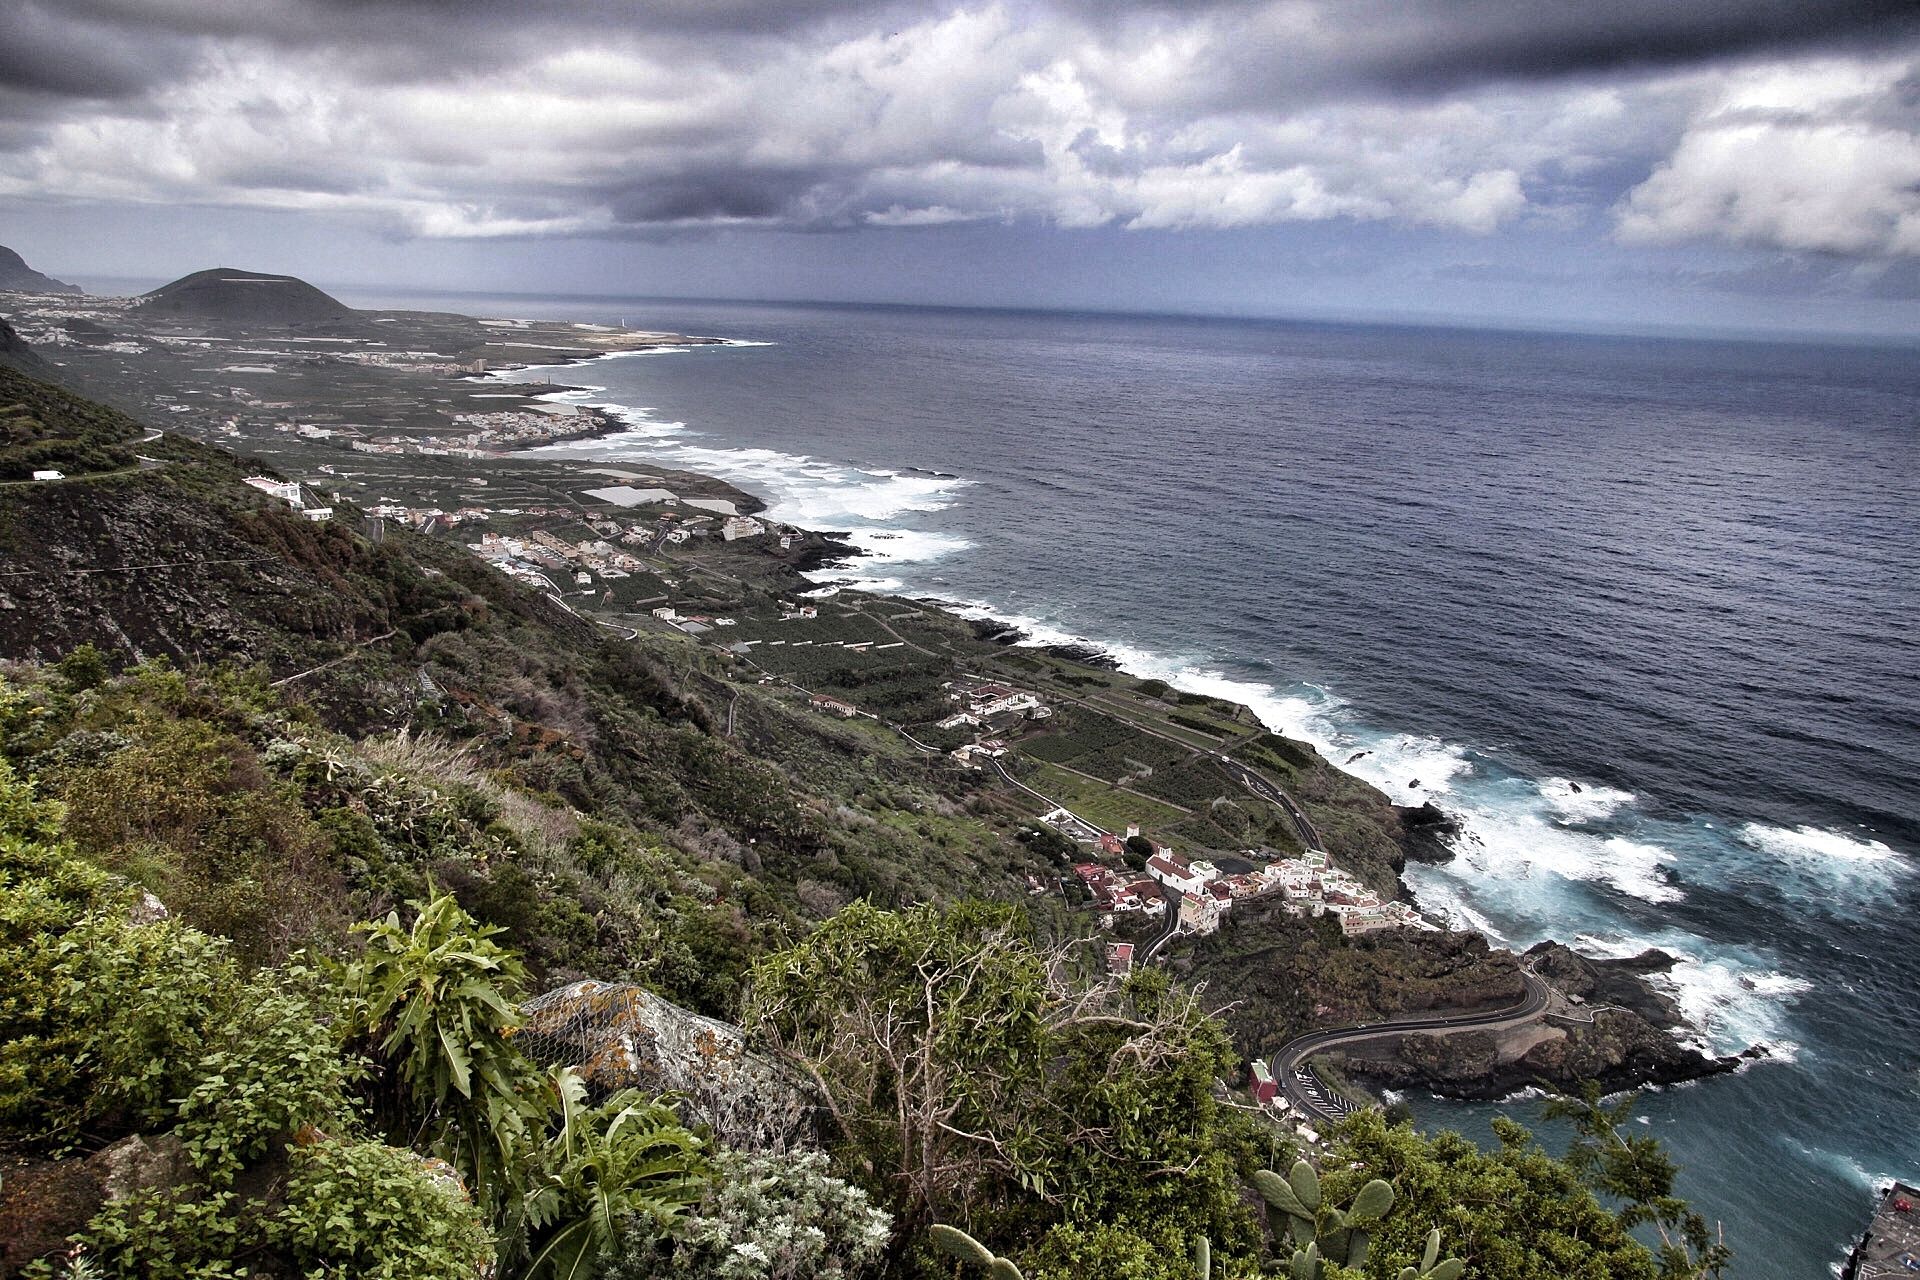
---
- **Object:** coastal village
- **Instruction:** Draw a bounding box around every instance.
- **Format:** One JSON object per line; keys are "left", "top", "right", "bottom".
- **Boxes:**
{"left": 230, "top": 415, "right": 1443, "bottom": 966}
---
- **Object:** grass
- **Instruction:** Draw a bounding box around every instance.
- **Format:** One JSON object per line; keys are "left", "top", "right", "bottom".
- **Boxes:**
{"left": 1021, "top": 760, "right": 1189, "bottom": 837}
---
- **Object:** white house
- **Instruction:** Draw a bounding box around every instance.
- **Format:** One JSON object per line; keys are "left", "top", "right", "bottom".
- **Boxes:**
{"left": 1146, "top": 854, "right": 1210, "bottom": 896}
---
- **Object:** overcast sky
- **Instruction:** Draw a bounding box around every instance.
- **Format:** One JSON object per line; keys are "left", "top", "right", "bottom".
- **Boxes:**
{"left": 3, "top": 0, "right": 1919, "bottom": 335}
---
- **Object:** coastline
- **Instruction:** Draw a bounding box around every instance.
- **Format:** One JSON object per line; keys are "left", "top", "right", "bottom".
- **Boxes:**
{"left": 482, "top": 339, "right": 1753, "bottom": 1094}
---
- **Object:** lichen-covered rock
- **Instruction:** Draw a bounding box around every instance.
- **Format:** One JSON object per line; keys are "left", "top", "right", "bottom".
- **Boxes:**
{"left": 518, "top": 980, "right": 823, "bottom": 1152}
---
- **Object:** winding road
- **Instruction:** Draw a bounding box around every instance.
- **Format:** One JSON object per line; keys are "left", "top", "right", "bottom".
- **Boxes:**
{"left": 1269, "top": 969, "right": 1552, "bottom": 1127}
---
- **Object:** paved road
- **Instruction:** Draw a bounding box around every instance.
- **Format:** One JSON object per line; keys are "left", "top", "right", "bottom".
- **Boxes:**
{"left": 1216, "top": 755, "right": 1322, "bottom": 849}
{"left": 1269, "top": 969, "right": 1551, "bottom": 1127}
{"left": 1139, "top": 884, "right": 1184, "bottom": 962}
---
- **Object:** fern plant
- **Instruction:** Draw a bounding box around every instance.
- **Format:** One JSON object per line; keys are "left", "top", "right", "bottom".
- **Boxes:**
{"left": 520, "top": 1067, "right": 712, "bottom": 1280}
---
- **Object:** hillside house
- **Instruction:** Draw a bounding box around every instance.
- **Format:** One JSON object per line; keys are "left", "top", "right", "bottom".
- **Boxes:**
{"left": 1178, "top": 891, "right": 1224, "bottom": 936}
{"left": 810, "top": 695, "right": 858, "bottom": 718}
{"left": 1250, "top": 1061, "right": 1279, "bottom": 1104}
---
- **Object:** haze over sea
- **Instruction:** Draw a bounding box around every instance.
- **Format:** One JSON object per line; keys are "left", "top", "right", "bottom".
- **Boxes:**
{"left": 360, "top": 289, "right": 1916, "bottom": 1276}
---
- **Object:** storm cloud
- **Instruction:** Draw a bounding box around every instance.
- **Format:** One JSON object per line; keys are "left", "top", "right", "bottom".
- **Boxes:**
{"left": 0, "top": 0, "right": 1916, "bottom": 271}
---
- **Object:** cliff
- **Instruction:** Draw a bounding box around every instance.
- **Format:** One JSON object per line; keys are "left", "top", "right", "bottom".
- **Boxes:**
{"left": 0, "top": 245, "right": 79, "bottom": 295}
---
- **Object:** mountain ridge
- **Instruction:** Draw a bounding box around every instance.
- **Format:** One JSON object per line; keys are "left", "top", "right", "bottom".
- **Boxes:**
{"left": 0, "top": 245, "right": 79, "bottom": 295}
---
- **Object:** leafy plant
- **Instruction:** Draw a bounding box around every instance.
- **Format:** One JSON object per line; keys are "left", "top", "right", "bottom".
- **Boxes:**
{"left": 170, "top": 974, "right": 359, "bottom": 1177}
{"left": 1544, "top": 1085, "right": 1731, "bottom": 1279}
{"left": 270, "top": 1134, "right": 494, "bottom": 1280}
{"left": 930, "top": 1223, "right": 1027, "bottom": 1280}
{"left": 519, "top": 1067, "right": 711, "bottom": 1280}
{"left": 1399, "top": 1229, "right": 1468, "bottom": 1280}
{"left": 344, "top": 891, "right": 547, "bottom": 1211}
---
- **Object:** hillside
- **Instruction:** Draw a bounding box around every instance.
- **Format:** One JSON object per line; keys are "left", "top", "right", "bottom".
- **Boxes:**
{"left": 0, "top": 360, "right": 139, "bottom": 479}
{"left": 0, "top": 318, "right": 55, "bottom": 380}
{"left": 134, "top": 267, "right": 355, "bottom": 326}
{"left": 0, "top": 363, "right": 1736, "bottom": 1280}
{"left": 0, "top": 245, "right": 78, "bottom": 295}
{"left": 0, "top": 364, "right": 1063, "bottom": 975}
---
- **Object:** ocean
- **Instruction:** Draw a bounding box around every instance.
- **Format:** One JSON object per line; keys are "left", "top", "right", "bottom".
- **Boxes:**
{"left": 356, "top": 289, "right": 1918, "bottom": 1276}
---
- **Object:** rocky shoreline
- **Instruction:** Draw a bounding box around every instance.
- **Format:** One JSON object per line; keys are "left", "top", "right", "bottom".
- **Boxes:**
{"left": 1330, "top": 943, "right": 1759, "bottom": 1102}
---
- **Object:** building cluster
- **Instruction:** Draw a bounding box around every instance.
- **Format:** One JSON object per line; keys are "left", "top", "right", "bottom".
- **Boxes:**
{"left": 469, "top": 527, "right": 657, "bottom": 589}
{"left": 940, "top": 679, "right": 1054, "bottom": 768}
{"left": 1062, "top": 817, "right": 1430, "bottom": 938}
{"left": 650, "top": 606, "right": 737, "bottom": 635}
{"left": 370, "top": 503, "right": 490, "bottom": 534}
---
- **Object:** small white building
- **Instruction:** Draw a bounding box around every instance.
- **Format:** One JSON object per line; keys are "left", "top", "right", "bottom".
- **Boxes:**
{"left": 301, "top": 506, "right": 333, "bottom": 522}
{"left": 651, "top": 607, "right": 679, "bottom": 621}
{"left": 721, "top": 516, "right": 766, "bottom": 541}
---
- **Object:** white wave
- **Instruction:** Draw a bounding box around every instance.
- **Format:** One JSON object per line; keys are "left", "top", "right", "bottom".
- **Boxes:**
{"left": 828, "top": 527, "right": 974, "bottom": 564}
{"left": 493, "top": 351, "right": 974, "bottom": 550}
{"left": 1540, "top": 777, "right": 1637, "bottom": 822}
{"left": 1739, "top": 822, "right": 1901, "bottom": 869}
{"left": 1655, "top": 954, "right": 1810, "bottom": 1057}
{"left": 819, "top": 574, "right": 907, "bottom": 594}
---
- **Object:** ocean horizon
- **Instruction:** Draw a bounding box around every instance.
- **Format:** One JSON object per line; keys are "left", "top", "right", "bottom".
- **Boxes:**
{"left": 374, "top": 291, "right": 1909, "bottom": 1277}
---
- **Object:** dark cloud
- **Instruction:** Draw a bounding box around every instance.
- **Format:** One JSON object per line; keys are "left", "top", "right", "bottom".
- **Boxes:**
{"left": 604, "top": 169, "right": 841, "bottom": 224}
{"left": 0, "top": 3, "right": 201, "bottom": 100}
{"left": 0, "top": 0, "right": 1914, "bottom": 267}
{"left": 1348, "top": 0, "right": 1920, "bottom": 91}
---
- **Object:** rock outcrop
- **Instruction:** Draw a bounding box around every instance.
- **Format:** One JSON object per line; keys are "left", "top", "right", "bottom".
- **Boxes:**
{"left": 0, "top": 1133, "right": 192, "bottom": 1276}
{"left": 1395, "top": 800, "right": 1460, "bottom": 864}
{"left": 1330, "top": 943, "right": 1758, "bottom": 1100}
{"left": 518, "top": 980, "right": 823, "bottom": 1153}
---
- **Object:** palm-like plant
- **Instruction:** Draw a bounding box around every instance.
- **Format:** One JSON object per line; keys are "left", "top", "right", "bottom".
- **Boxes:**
{"left": 521, "top": 1067, "right": 712, "bottom": 1280}
{"left": 344, "top": 891, "right": 548, "bottom": 1211}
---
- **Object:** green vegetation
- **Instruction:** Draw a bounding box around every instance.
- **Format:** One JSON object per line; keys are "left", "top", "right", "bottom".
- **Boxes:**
{"left": 747, "top": 901, "right": 1270, "bottom": 1276}
{"left": 0, "top": 365, "right": 140, "bottom": 480}
{"left": 0, "top": 366, "right": 1734, "bottom": 1280}
{"left": 600, "top": 1149, "right": 890, "bottom": 1280}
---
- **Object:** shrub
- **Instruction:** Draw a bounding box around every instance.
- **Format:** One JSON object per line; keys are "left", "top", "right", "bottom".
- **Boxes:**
{"left": 170, "top": 976, "right": 359, "bottom": 1178}
{"left": 271, "top": 1135, "right": 494, "bottom": 1280}
{"left": 600, "top": 1148, "right": 890, "bottom": 1280}
{"left": 518, "top": 1068, "right": 711, "bottom": 1280}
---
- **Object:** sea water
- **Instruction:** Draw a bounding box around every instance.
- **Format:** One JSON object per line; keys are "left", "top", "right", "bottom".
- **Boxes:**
{"left": 358, "top": 290, "right": 1917, "bottom": 1276}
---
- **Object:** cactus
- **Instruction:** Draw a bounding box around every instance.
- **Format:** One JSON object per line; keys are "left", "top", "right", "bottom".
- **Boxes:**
{"left": 929, "top": 1224, "right": 1027, "bottom": 1280}
{"left": 1193, "top": 1234, "right": 1211, "bottom": 1280}
{"left": 1396, "top": 1228, "right": 1465, "bottom": 1280}
{"left": 1253, "top": 1160, "right": 1394, "bottom": 1268}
